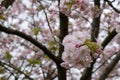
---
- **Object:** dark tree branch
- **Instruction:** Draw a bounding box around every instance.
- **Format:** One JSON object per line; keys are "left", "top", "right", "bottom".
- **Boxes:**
{"left": 1, "top": 0, "right": 15, "bottom": 8}
{"left": 101, "top": 29, "right": 117, "bottom": 49}
{"left": 56, "top": 0, "right": 68, "bottom": 80}
{"left": 58, "top": 0, "right": 69, "bottom": 58}
{"left": 0, "top": 25, "right": 62, "bottom": 64}
{"left": 1, "top": 64, "right": 18, "bottom": 79}
{"left": 98, "top": 50, "right": 120, "bottom": 80}
{"left": 57, "top": 11, "right": 68, "bottom": 80}
{"left": 105, "top": 0, "right": 120, "bottom": 13}
{"left": 91, "top": 0, "right": 101, "bottom": 42}
{"left": 80, "top": 0, "right": 101, "bottom": 80}
{"left": 58, "top": 12, "right": 68, "bottom": 58}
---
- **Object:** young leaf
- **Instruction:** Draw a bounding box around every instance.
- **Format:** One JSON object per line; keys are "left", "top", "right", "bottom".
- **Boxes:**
{"left": 48, "top": 41, "right": 57, "bottom": 52}
{"left": 32, "top": 27, "right": 41, "bottom": 35}
{"left": 38, "top": 5, "right": 44, "bottom": 11}
{"left": 27, "top": 59, "right": 41, "bottom": 65}
{"left": 84, "top": 39, "right": 100, "bottom": 53}
{"left": 0, "top": 15, "right": 6, "bottom": 21}
{"left": 0, "top": 67, "right": 6, "bottom": 74}
{"left": 5, "top": 51, "right": 13, "bottom": 59}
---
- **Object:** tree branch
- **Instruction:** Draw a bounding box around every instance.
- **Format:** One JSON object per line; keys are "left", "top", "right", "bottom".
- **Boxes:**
{"left": 1, "top": 0, "right": 15, "bottom": 8}
{"left": 58, "top": 1, "right": 69, "bottom": 59}
{"left": 57, "top": 11, "right": 68, "bottom": 80}
{"left": 0, "top": 60, "right": 33, "bottom": 80}
{"left": 101, "top": 29, "right": 117, "bottom": 49}
{"left": 93, "top": 50, "right": 117, "bottom": 73}
{"left": 105, "top": 0, "right": 120, "bottom": 13}
{"left": 91, "top": 0, "right": 101, "bottom": 42}
{"left": 58, "top": 12, "right": 68, "bottom": 58}
{"left": 39, "top": 1, "right": 57, "bottom": 42}
{"left": 98, "top": 50, "right": 120, "bottom": 80}
{"left": 56, "top": 1, "right": 68, "bottom": 80}
{"left": 0, "top": 25, "right": 62, "bottom": 64}
{"left": 80, "top": 0, "right": 101, "bottom": 80}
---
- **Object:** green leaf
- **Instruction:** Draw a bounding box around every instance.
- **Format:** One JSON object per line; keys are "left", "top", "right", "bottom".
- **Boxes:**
{"left": 38, "top": 5, "right": 44, "bottom": 11}
{"left": 48, "top": 41, "right": 57, "bottom": 52}
{"left": 65, "top": 0, "right": 75, "bottom": 10}
{"left": 94, "top": 5, "right": 99, "bottom": 10}
{"left": 27, "top": 59, "right": 40, "bottom": 65}
{"left": 44, "top": 55, "right": 50, "bottom": 60}
{"left": 5, "top": 51, "right": 13, "bottom": 59}
{"left": 0, "top": 15, "right": 6, "bottom": 21}
{"left": 0, "top": 77, "right": 6, "bottom": 80}
{"left": 0, "top": 67, "right": 6, "bottom": 74}
{"left": 84, "top": 39, "right": 100, "bottom": 53}
{"left": 32, "top": 27, "right": 41, "bottom": 35}
{"left": 49, "top": 41, "right": 55, "bottom": 47}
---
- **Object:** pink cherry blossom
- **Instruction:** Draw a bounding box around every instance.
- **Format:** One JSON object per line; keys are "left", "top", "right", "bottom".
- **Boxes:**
{"left": 62, "top": 31, "right": 92, "bottom": 68}
{"left": 60, "top": 62, "right": 69, "bottom": 69}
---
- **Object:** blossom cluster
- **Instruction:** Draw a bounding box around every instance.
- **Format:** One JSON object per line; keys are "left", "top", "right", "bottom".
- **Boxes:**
{"left": 60, "top": 0, "right": 88, "bottom": 18}
{"left": 61, "top": 31, "right": 102, "bottom": 69}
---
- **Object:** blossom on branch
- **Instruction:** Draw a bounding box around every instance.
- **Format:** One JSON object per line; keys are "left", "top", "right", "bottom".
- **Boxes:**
{"left": 61, "top": 31, "right": 102, "bottom": 69}
{"left": 60, "top": 0, "right": 88, "bottom": 18}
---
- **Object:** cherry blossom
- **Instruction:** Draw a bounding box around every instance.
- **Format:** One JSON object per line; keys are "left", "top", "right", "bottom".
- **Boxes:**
{"left": 61, "top": 31, "right": 102, "bottom": 68}
{"left": 60, "top": 0, "right": 88, "bottom": 18}
{"left": 0, "top": 0, "right": 120, "bottom": 80}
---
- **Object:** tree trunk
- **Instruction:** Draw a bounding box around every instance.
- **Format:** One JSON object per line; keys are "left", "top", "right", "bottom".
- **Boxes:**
{"left": 57, "top": 11, "right": 68, "bottom": 80}
{"left": 57, "top": 64, "right": 66, "bottom": 80}
{"left": 57, "top": 0, "right": 69, "bottom": 79}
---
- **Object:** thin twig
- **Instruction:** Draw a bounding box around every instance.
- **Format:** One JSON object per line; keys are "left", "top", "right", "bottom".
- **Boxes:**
{"left": 105, "top": 0, "right": 120, "bottom": 13}
{"left": 39, "top": 1, "right": 57, "bottom": 42}
{"left": 0, "top": 60, "right": 33, "bottom": 80}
